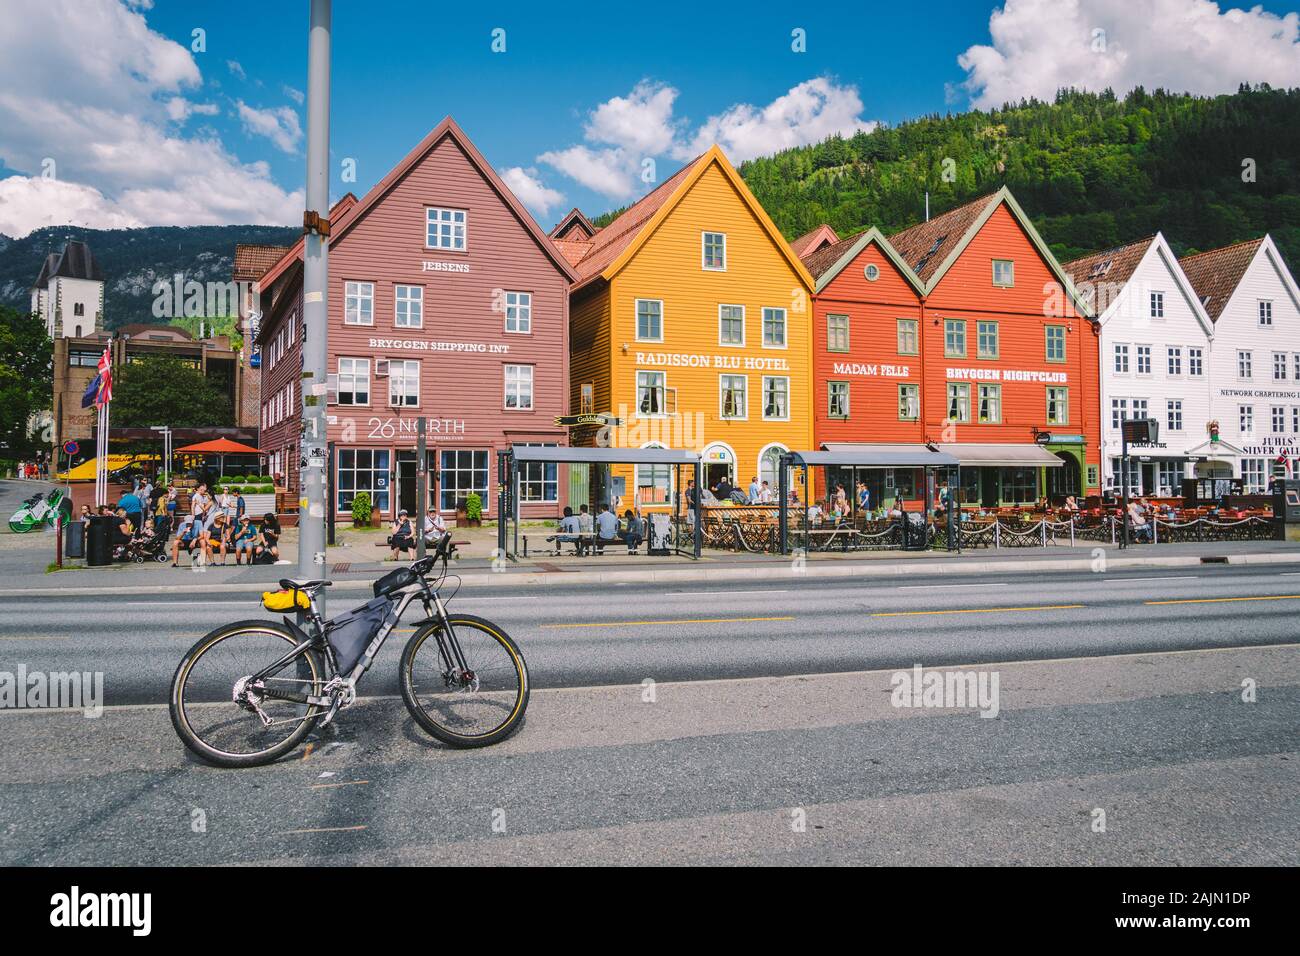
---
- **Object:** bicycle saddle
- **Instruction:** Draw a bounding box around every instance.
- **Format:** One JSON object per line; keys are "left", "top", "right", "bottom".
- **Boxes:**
{"left": 280, "top": 578, "right": 332, "bottom": 591}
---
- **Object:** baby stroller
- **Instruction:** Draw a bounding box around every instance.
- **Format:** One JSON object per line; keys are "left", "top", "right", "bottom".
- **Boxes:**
{"left": 117, "top": 521, "right": 170, "bottom": 563}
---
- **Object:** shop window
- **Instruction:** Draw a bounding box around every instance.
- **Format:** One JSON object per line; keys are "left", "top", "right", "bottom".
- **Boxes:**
{"left": 517, "top": 442, "right": 558, "bottom": 503}
{"left": 337, "top": 448, "right": 390, "bottom": 514}
{"left": 439, "top": 449, "right": 488, "bottom": 512}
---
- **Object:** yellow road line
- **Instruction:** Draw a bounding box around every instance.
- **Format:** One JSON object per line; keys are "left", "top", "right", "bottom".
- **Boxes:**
{"left": 310, "top": 779, "right": 370, "bottom": 790}
{"left": 280, "top": 825, "right": 368, "bottom": 835}
{"left": 542, "top": 615, "right": 796, "bottom": 629}
{"left": 1145, "top": 594, "right": 1300, "bottom": 606}
{"left": 871, "top": 604, "right": 1085, "bottom": 618}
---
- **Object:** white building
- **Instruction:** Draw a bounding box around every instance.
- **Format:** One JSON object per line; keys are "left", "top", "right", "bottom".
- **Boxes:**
{"left": 1182, "top": 235, "right": 1300, "bottom": 493}
{"left": 1065, "top": 233, "right": 1214, "bottom": 496}
{"left": 29, "top": 240, "right": 105, "bottom": 339}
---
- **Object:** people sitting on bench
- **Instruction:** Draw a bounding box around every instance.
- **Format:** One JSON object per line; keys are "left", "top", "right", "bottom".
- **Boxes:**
{"left": 577, "top": 504, "right": 594, "bottom": 553}
{"left": 623, "top": 509, "right": 644, "bottom": 554}
{"left": 546, "top": 506, "right": 583, "bottom": 555}
{"left": 594, "top": 503, "right": 620, "bottom": 553}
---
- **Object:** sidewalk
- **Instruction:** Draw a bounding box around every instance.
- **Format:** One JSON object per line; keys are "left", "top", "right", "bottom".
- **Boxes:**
{"left": 1, "top": 517, "right": 1297, "bottom": 595}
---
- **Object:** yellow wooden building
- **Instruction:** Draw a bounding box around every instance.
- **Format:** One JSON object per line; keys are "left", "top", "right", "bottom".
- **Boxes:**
{"left": 556, "top": 146, "right": 815, "bottom": 508}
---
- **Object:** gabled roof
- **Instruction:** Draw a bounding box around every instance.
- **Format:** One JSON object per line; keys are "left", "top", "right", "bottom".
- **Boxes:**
{"left": 790, "top": 224, "right": 839, "bottom": 258}
{"left": 549, "top": 207, "right": 597, "bottom": 241}
{"left": 886, "top": 186, "right": 1093, "bottom": 317}
{"left": 257, "top": 193, "right": 358, "bottom": 291}
{"left": 233, "top": 243, "right": 293, "bottom": 282}
{"left": 327, "top": 115, "right": 579, "bottom": 283}
{"left": 1062, "top": 236, "right": 1155, "bottom": 295}
{"left": 1064, "top": 234, "right": 1213, "bottom": 336}
{"left": 564, "top": 146, "right": 814, "bottom": 292}
{"left": 33, "top": 240, "right": 104, "bottom": 288}
{"left": 888, "top": 193, "right": 999, "bottom": 285}
{"left": 1179, "top": 237, "right": 1266, "bottom": 321}
{"left": 801, "top": 226, "right": 925, "bottom": 296}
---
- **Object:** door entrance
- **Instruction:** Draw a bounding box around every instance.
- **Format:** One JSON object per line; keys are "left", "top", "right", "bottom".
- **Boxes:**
{"left": 979, "top": 469, "right": 999, "bottom": 508}
{"left": 1140, "top": 463, "right": 1157, "bottom": 497}
{"left": 1045, "top": 451, "right": 1081, "bottom": 500}
{"left": 397, "top": 451, "right": 417, "bottom": 515}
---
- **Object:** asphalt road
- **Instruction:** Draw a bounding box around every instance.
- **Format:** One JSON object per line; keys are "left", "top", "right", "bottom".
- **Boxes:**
{"left": 1, "top": 562, "right": 1297, "bottom": 865}
{"left": 2, "top": 562, "right": 1299, "bottom": 704}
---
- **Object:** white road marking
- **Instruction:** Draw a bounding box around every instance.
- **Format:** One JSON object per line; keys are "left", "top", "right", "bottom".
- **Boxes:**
{"left": 1105, "top": 575, "right": 1200, "bottom": 582}
{"left": 898, "top": 583, "right": 1008, "bottom": 590}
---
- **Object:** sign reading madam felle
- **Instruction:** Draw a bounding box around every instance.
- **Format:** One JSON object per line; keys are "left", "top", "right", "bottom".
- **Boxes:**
{"left": 832, "top": 362, "right": 912, "bottom": 377}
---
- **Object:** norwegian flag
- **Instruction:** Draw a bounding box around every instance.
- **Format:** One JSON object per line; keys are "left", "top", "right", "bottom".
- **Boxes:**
{"left": 80, "top": 342, "right": 113, "bottom": 408}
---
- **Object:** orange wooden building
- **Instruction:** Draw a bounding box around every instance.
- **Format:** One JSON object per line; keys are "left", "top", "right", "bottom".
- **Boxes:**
{"left": 802, "top": 188, "right": 1100, "bottom": 509}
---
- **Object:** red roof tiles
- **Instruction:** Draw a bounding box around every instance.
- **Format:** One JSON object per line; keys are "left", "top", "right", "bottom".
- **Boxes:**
{"left": 1179, "top": 237, "right": 1265, "bottom": 321}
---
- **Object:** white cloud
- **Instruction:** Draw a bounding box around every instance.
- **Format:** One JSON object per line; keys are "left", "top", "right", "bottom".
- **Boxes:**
{"left": 538, "top": 145, "right": 636, "bottom": 199}
{"left": 958, "top": 0, "right": 1300, "bottom": 109}
{"left": 0, "top": 176, "right": 144, "bottom": 236}
{"left": 677, "top": 77, "right": 876, "bottom": 163}
{"left": 540, "top": 77, "right": 877, "bottom": 200}
{"left": 282, "top": 84, "right": 305, "bottom": 105}
{"left": 0, "top": 0, "right": 301, "bottom": 237}
{"left": 226, "top": 59, "right": 247, "bottom": 81}
{"left": 236, "top": 100, "right": 303, "bottom": 154}
{"left": 499, "top": 166, "right": 565, "bottom": 219}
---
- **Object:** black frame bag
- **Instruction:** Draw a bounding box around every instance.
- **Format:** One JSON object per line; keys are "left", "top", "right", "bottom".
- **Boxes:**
{"left": 326, "top": 596, "right": 392, "bottom": 675}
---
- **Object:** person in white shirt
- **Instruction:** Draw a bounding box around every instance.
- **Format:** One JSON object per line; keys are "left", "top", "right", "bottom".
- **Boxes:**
{"left": 422, "top": 510, "right": 447, "bottom": 546}
{"left": 758, "top": 480, "right": 773, "bottom": 504}
{"left": 547, "top": 506, "right": 582, "bottom": 554}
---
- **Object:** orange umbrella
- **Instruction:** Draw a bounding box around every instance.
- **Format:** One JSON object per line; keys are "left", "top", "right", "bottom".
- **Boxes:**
{"left": 175, "top": 438, "right": 267, "bottom": 478}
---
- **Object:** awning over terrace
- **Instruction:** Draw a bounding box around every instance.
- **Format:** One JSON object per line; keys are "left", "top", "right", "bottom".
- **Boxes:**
{"left": 934, "top": 443, "right": 1064, "bottom": 468}
{"left": 505, "top": 445, "right": 701, "bottom": 465}
{"left": 798, "top": 443, "right": 959, "bottom": 468}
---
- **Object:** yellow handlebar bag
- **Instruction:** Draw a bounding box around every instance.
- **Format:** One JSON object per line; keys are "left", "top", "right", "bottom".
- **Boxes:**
{"left": 262, "top": 589, "right": 310, "bottom": 612}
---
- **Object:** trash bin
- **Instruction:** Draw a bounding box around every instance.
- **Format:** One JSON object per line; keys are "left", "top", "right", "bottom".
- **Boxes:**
{"left": 86, "top": 515, "right": 113, "bottom": 566}
{"left": 901, "top": 512, "right": 928, "bottom": 551}
{"left": 65, "top": 519, "right": 85, "bottom": 559}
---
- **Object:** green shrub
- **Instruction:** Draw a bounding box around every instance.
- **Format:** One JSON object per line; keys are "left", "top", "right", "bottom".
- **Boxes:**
{"left": 351, "top": 492, "right": 372, "bottom": 526}
{"left": 466, "top": 492, "right": 482, "bottom": 521}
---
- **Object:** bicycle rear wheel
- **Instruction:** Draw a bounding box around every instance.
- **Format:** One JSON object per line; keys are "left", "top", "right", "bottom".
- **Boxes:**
{"left": 169, "top": 620, "right": 326, "bottom": 768}
{"left": 399, "top": 614, "right": 529, "bottom": 748}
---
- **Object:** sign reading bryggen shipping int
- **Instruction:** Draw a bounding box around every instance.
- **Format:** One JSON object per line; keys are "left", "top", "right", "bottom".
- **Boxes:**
{"left": 368, "top": 337, "right": 510, "bottom": 354}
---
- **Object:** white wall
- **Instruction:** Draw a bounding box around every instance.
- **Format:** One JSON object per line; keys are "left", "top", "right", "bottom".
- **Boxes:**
{"left": 1097, "top": 237, "right": 1214, "bottom": 495}
{"left": 50, "top": 276, "right": 104, "bottom": 338}
{"left": 1207, "top": 239, "right": 1300, "bottom": 492}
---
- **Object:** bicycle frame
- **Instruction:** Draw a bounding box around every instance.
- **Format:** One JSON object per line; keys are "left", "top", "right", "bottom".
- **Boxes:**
{"left": 249, "top": 576, "right": 469, "bottom": 701}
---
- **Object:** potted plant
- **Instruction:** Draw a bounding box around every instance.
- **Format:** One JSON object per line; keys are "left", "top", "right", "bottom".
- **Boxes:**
{"left": 464, "top": 492, "right": 483, "bottom": 528}
{"left": 351, "top": 491, "right": 372, "bottom": 528}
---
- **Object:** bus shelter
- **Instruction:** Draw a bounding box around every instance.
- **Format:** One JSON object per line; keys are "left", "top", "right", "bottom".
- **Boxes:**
{"left": 778, "top": 445, "right": 960, "bottom": 554}
{"left": 496, "top": 445, "right": 704, "bottom": 559}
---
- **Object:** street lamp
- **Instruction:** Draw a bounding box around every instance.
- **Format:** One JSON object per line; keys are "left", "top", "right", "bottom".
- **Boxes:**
{"left": 149, "top": 425, "right": 172, "bottom": 482}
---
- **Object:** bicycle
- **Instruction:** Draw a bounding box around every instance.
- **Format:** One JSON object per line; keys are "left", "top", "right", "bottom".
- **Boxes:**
{"left": 168, "top": 535, "right": 529, "bottom": 767}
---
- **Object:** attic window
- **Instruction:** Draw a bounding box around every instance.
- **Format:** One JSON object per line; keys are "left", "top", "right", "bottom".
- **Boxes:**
{"left": 1087, "top": 259, "right": 1113, "bottom": 279}
{"left": 864, "top": 263, "right": 880, "bottom": 281}
{"left": 914, "top": 234, "right": 947, "bottom": 272}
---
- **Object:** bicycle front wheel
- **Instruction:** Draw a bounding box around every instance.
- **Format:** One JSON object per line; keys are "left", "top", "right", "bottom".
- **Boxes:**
{"left": 399, "top": 614, "right": 529, "bottom": 748}
{"left": 169, "top": 620, "right": 327, "bottom": 768}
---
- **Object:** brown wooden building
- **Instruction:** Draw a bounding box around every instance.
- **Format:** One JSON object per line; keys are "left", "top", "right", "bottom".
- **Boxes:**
{"left": 255, "top": 116, "right": 578, "bottom": 520}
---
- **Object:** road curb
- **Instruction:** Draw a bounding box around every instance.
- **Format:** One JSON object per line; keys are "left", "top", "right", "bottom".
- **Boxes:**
{"left": 2, "top": 549, "right": 1296, "bottom": 596}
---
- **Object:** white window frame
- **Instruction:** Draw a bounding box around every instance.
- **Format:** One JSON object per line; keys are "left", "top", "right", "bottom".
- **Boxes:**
{"left": 1273, "top": 406, "right": 1287, "bottom": 434}
{"left": 337, "top": 357, "right": 370, "bottom": 406}
{"left": 1274, "top": 352, "right": 1288, "bottom": 381}
{"left": 388, "top": 359, "right": 420, "bottom": 408}
{"left": 1150, "top": 291, "right": 1165, "bottom": 319}
{"left": 719, "top": 374, "right": 748, "bottom": 421}
{"left": 504, "top": 364, "right": 534, "bottom": 410}
{"left": 701, "top": 231, "right": 727, "bottom": 271}
{"left": 1167, "top": 399, "right": 1183, "bottom": 431}
{"left": 394, "top": 284, "right": 423, "bottom": 329}
{"left": 1189, "top": 347, "right": 1204, "bottom": 377}
{"left": 504, "top": 291, "right": 532, "bottom": 334}
{"left": 761, "top": 307, "right": 787, "bottom": 349}
{"left": 344, "top": 281, "right": 374, "bottom": 326}
{"left": 761, "top": 375, "right": 789, "bottom": 421}
{"left": 425, "top": 206, "right": 467, "bottom": 251}
{"left": 635, "top": 298, "right": 663, "bottom": 343}
{"left": 1240, "top": 404, "right": 1254, "bottom": 434}
{"left": 1135, "top": 344, "right": 1152, "bottom": 376}
{"left": 1114, "top": 342, "right": 1130, "bottom": 373}
{"left": 1259, "top": 300, "right": 1273, "bottom": 327}
{"left": 1238, "top": 350, "right": 1253, "bottom": 380}
{"left": 1166, "top": 346, "right": 1181, "bottom": 376}
{"left": 718, "top": 304, "right": 745, "bottom": 347}
{"left": 991, "top": 258, "right": 1014, "bottom": 287}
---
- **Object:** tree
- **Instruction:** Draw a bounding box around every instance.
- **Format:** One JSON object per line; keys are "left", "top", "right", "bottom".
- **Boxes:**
{"left": 0, "top": 306, "right": 53, "bottom": 457}
{"left": 112, "top": 356, "right": 233, "bottom": 428}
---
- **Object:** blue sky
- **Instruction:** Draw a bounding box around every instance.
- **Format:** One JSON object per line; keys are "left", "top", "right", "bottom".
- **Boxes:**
{"left": 0, "top": 0, "right": 1297, "bottom": 237}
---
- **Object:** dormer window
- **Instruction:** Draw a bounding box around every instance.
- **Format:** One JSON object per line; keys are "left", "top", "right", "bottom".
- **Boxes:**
{"left": 702, "top": 232, "right": 726, "bottom": 271}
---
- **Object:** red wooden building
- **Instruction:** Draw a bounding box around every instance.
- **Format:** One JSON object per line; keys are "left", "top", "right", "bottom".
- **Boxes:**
{"left": 803, "top": 188, "right": 1100, "bottom": 508}
{"left": 255, "top": 116, "right": 578, "bottom": 521}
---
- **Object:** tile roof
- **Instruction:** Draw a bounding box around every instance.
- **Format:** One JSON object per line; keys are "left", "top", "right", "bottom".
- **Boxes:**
{"left": 549, "top": 207, "right": 597, "bottom": 240}
{"left": 1179, "top": 237, "right": 1265, "bottom": 321}
{"left": 887, "top": 192, "right": 1000, "bottom": 285}
{"left": 790, "top": 224, "right": 839, "bottom": 258}
{"left": 1062, "top": 236, "right": 1156, "bottom": 312}
{"left": 233, "top": 243, "right": 293, "bottom": 281}
{"left": 553, "top": 237, "right": 593, "bottom": 267}
{"left": 33, "top": 240, "right": 104, "bottom": 287}
{"left": 800, "top": 228, "right": 869, "bottom": 279}
{"left": 564, "top": 155, "right": 706, "bottom": 286}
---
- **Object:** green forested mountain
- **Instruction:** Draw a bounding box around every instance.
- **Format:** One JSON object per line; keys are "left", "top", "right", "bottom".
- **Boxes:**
{"left": 736, "top": 85, "right": 1300, "bottom": 265}
{"left": 0, "top": 224, "right": 298, "bottom": 329}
